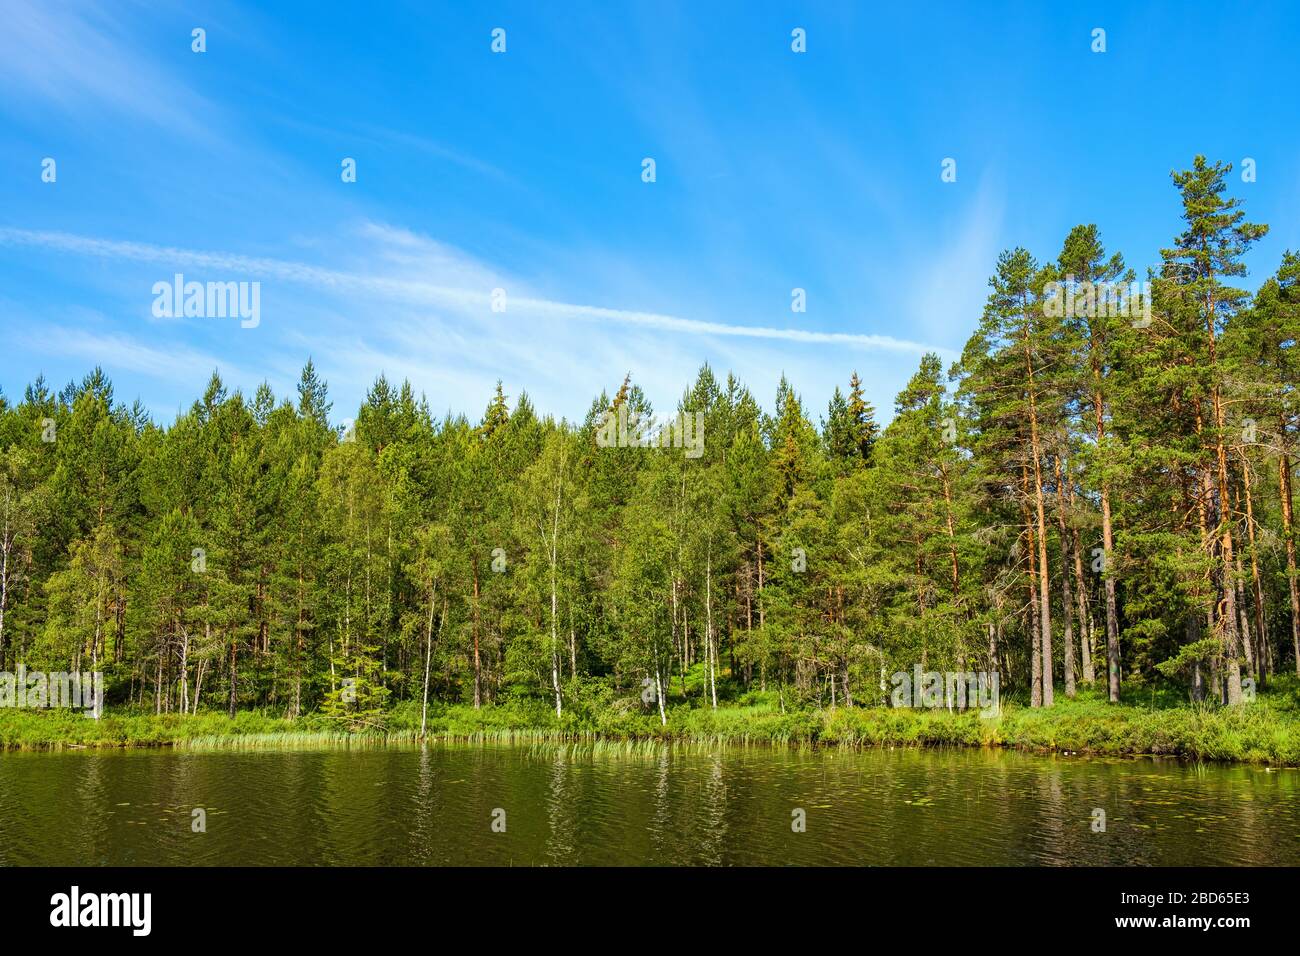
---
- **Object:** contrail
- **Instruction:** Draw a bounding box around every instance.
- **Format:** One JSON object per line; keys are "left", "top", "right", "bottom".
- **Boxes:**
{"left": 0, "top": 226, "right": 950, "bottom": 357}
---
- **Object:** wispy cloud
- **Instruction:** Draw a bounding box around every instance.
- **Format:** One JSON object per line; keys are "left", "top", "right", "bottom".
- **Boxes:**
{"left": 0, "top": 226, "right": 950, "bottom": 358}
{"left": 21, "top": 325, "right": 226, "bottom": 386}
{"left": 904, "top": 178, "right": 1007, "bottom": 347}
{"left": 0, "top": 2, "right": 212, "bottom": 136}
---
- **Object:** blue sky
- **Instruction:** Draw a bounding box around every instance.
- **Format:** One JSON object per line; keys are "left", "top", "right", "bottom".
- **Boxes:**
{"left": 2, "top": 1, "right": 1298, "bottom": 427}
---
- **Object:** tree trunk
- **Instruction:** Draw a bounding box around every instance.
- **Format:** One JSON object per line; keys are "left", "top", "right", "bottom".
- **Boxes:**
{"left": 706, "top": 545, "right": 717, "bottom": 709}
{"left": 1055, "top": 455, "right": 1077, "bottom": 697}
{"left": 1280, "top": 449, "right": 1300, "bottom": 677}
{"left": 472, "top": 568, "right": 482, "bottom": 709}
{"left": 549, "top": 474, "right": 563, "bottom": 719}
{"left": 1022, "top": 314, "right": 1054, "bottom": 706}
{"left": 1088, "top": 329, "right": 1122, "bottom": 702}
{"left": 420, "top": 580, "right": 436, "bottom": 738}
{"left": 228, "top": 633, "right": 237, "bottom": 719}
{"left": 1028, "top": 524, "right": 1043, "bottom": 708}
{"left": 1071, "top": 525, "right": 1094, "bottom": 683}
{"left": 1241, "top": 461, "right": 1267, "bottom": 681}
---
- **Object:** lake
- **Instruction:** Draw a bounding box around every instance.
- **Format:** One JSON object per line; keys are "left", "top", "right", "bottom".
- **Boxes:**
{"left": 1, "top": 744, "right": 1295, "bottom": 866}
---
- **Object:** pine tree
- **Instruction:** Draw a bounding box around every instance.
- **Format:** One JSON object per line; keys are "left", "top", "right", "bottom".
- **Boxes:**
{"left": 959, "top": 249, "right": 1064, "bottom": 705}
{"left": 1159, "top": 157, "right": 1268, "bottom": 704}
{"left": 1054, "top": 224, "right": 1130, "bottom": 700}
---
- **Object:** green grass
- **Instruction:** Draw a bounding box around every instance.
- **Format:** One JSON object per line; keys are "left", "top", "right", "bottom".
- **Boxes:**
{"left": 3, "top": 679, "right": 1299, "bottom": 764}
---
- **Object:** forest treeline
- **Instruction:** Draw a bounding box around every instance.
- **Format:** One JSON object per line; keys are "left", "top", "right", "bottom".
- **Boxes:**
{"left": 0, "top": 156, "right": 1297, "bottom": 725}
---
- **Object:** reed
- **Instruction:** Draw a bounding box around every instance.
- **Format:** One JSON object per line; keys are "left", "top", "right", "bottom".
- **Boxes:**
{"left": 3, "top": 679, "right": 1298, "bottom": 764}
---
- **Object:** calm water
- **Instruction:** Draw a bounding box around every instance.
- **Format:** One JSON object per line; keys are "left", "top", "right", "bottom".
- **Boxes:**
{"left": 0, "top": 744, "right": 1295, "bottom": 866}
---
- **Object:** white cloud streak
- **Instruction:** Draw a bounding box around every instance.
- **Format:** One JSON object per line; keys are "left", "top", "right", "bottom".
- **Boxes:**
{"left": 0, "top": 2, "right": 212, "bottom": 136}
{"left": 0, "top": 227, "right": 950, "bottom": 359}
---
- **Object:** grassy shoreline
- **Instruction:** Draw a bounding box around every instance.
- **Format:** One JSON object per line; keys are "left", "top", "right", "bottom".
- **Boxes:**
{"left": 3, "top": 686, "right": 1299, "bottom": 764}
